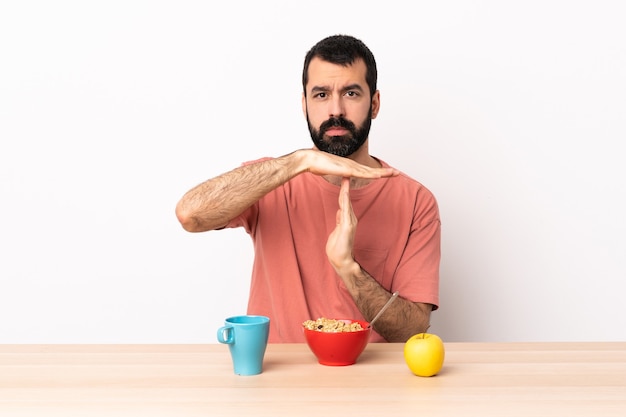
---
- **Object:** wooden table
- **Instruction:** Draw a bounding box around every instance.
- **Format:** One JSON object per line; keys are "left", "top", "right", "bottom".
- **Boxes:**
{"left": 1, "top": 342, "right": 625, "bottom": 416}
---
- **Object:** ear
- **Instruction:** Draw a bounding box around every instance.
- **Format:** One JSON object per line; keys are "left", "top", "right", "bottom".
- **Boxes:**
{"left": 370, "top": 90, "right": 381, "bottom": 119}
{"left": 301, "top": 93, "right": 307, "bottom": 118}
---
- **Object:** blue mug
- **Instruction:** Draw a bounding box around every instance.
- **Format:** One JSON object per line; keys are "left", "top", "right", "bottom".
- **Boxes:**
{"left": 217, "top": 315, "right": 270, "bottom": 376}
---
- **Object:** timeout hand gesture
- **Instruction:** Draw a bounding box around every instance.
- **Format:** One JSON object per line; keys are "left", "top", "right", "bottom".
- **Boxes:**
{"left": 326, "top": 177, "right": 358, "bottom": 278}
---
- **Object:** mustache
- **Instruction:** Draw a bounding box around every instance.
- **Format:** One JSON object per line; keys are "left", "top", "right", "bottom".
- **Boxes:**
{"left": 319, "top": 117, "right": 356, "bottom": 134}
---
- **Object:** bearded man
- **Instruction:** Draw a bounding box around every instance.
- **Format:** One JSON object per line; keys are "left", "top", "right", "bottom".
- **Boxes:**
{"left": 176, "top": 35, "right": 441, "bottom": 343}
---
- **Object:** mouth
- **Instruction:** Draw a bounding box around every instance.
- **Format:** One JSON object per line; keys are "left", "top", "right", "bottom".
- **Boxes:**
{"left": 324, "top": 127, "right": 349, "bottom": 136}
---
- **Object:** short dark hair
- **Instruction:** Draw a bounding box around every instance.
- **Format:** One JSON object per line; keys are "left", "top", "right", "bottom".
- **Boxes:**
{"left": 302, "top": 34, "right": 377, "bottom": 98}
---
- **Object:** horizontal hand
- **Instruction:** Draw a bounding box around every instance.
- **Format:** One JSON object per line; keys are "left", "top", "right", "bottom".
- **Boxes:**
{"left": 300, "top": 149, "right": 399, "bottom": 179}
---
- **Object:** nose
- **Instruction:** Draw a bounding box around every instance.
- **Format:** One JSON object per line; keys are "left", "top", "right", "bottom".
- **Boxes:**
{"left": 328, "top": 95, "right": 345, "bottom": 118}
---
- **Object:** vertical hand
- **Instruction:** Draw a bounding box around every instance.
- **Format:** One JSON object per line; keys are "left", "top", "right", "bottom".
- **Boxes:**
{"left": 326, "top": 177, "right": 358, "bottom": 276}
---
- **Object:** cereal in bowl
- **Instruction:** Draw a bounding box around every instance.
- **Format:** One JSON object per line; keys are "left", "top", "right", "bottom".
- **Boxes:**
{"left": 303, "top": 318, "right": 364, "bottom": 333}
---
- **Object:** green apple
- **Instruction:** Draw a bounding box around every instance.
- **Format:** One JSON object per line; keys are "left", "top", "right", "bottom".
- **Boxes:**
{"left": 403, "top": 333, "right": 445, "bottom": 377}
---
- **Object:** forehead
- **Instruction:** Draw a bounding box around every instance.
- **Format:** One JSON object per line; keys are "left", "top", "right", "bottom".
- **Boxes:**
{"left": 306, "top": 57, "right": 368, "bottom": 92}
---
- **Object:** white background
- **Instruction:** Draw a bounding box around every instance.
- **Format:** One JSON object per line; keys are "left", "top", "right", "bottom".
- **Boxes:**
{"left": 1, "top": 1, "right": 625, "bottom": 343}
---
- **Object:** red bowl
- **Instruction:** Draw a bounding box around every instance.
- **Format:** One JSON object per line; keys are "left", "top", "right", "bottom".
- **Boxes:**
{"left": 303, "top": 319, "right": 371, "bottom": 366}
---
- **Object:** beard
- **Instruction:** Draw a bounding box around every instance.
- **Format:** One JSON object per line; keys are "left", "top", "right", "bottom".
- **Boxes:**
{"left": 307, "top": 109, "right": 372, "bottom": 157}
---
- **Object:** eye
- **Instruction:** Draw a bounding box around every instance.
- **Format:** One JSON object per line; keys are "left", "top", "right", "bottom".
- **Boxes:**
{"left": 313, "top": 92, "right": 327, "bottom": 99}
{"left": 345, "top": 90, "right": 359, "bottom": 97}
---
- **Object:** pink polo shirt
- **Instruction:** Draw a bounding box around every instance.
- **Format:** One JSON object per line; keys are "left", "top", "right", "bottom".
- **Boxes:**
{"left": 226, "top": 158, "right": 440, "bottom": 342}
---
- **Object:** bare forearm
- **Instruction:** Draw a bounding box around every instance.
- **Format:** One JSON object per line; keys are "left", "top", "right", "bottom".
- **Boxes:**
{"left": 342, "top": 264, "right": 431, "bottom": 342}
{"left": 176, "top": 152, "right": 305, "bottom": 232}
{"left": 177, "top": 149, "right": 398, "bottom": 233}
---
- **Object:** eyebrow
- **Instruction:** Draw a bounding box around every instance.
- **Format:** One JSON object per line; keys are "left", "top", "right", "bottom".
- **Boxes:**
{"left": 310, "top": 83, "right": 365, "bottom": 94}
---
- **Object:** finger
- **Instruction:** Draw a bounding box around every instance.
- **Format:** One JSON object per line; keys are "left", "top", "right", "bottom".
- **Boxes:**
{"left": 348, "top": 162, "right": 399, "bottom": 179}
{"left": 340, "top": 177, "right": 353, "bottom": 224}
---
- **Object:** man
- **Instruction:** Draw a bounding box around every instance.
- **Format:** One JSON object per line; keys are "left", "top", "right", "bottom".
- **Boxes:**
{"left": 176, "top": 35, "right": 440, "bottom": 343}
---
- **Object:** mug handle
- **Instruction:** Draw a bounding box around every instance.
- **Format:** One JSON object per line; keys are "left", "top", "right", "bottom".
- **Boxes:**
{"left": 217, "top": 324, "right": 234, "bottom": 344}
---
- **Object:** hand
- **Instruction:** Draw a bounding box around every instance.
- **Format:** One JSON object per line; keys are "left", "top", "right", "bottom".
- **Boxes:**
{"left": 326, "top": 177, "right": 359, "bottom": 278}
{"left": 300, "top": 149, "right": 398, "bottom": 179}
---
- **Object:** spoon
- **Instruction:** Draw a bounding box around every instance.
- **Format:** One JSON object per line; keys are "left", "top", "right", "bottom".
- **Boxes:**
{"left": 367, "top": 291, "right": 399, "bottom": 329}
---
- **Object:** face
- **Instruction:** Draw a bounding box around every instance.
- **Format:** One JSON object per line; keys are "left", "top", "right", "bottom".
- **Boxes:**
{"left": 302, "top": 57, "right": 380, "bottom": 157}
